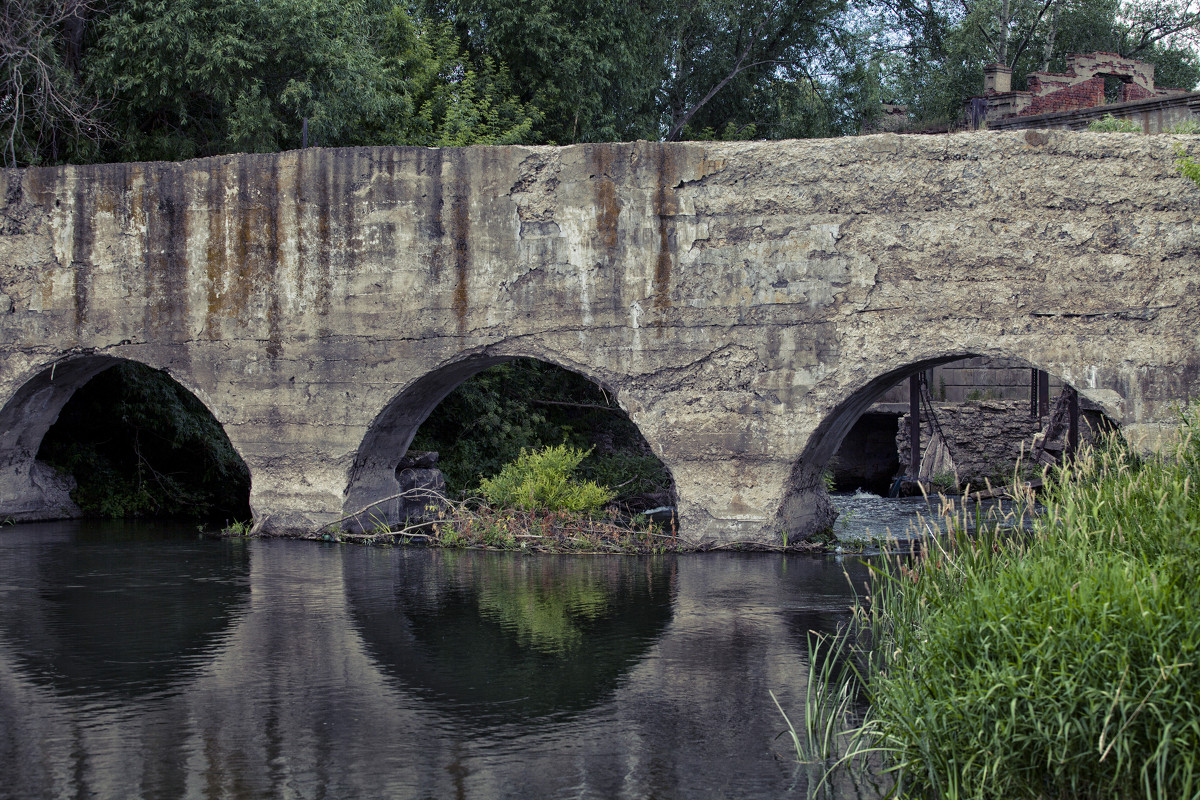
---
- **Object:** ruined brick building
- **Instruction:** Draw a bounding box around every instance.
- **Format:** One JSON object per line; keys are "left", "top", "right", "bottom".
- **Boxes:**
{"left": 970, "top": 51, "right": 1200, "bottom": 132}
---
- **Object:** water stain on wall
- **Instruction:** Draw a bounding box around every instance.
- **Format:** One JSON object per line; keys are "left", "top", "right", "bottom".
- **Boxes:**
{"left": 590, "top": 145, "right": 622, "bottom": 259}
{"left": 653, "top": 146, "right": 679, "bottom": 334}
{"left": 204, "top": 160, "right": 228, "bottom": 339}
{"left": 424, "top": 149, "right": 446, "bottom": 282}
{"left": 144, "top": 167, "right": 188, "bottom": 343}
{"left": 315, "top": 154, "right": 333, "bottom": 337}
{"left": 70, "top": 173, "right": 93, "bottom": 339}
{"left": 451, "top": 158, "right": 470, "bottom": 336}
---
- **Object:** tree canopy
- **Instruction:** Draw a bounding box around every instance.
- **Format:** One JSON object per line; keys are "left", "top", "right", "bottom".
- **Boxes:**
{"left": 876, "top": 0, "right": 1200, "bottom": 125}
{"left": 2, "top": 0, "right": 1198, "bottom": 161}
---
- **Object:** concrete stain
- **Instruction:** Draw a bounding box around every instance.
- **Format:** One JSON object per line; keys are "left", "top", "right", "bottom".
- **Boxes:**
{"left": 316, "top": 154, "right": 332, "bottom": 336}
{"left": 265, "top": 158, "right": 283, "bottom": 360}
{"left": 204, "top": 160, "right": 227, "bottom": 338}
{"left": 426, "top": 149, "right": 445, "bottom": 281}
{"left": 590, "top": 145, "right": 621, "bottom": 258}
{"left": 143, "top": 168, "right": 188, "bottom": 342}
{"left": 70, "top": 178, "right": 93, "bottom": 338}
{"left": 653, "top": 146, "right": 679, "bottom": 333}
{"left": 451, "top": 159, "right": 470, "bottom": 335}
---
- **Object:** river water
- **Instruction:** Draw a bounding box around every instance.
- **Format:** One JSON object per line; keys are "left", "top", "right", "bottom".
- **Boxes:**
{"left": 0, "top": 499, "right": 932, "bottom": 800}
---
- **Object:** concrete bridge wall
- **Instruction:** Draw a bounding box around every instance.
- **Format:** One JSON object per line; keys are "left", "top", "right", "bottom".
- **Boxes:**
{"left": 1, "top": 132, "right": 1198, "bottom": 543}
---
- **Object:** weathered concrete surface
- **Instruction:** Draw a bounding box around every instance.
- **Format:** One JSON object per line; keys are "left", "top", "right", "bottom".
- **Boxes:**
{"left": 2, "top": 133, "right": 1199, "bottom": 543}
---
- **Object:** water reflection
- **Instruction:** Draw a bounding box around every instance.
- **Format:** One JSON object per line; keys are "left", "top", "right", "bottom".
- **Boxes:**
{"left": 0, "top": 524, "right": 884, "bottom": 799}
{"left": 0, "top": 520, "right": 250, "bottom": 698}
{"left": 345, "top": 548, "right": 675, "bottom": 720}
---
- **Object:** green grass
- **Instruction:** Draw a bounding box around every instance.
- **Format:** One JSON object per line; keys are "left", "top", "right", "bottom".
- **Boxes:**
{"left": 1087, "top": 114, "right": 1143, "bottom": 133}
{"left": 789, "top": 407, "right": 1200, "bottom": 800}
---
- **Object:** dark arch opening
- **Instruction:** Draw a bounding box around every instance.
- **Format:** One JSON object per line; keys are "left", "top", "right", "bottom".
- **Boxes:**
{"left": 802, "top": 353, "right": 1122, "bottom": 499}
{"left": 345, "top": 356, "right": 675, "bottom": 528}
{"left": 10, "top": 358, "right": 251, "bottom": 522}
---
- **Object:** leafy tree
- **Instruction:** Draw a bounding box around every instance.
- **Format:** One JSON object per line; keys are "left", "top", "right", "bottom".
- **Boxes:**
{"left": 85, "top": 0, "right": 536, "bottom": 162}
{"left": 0, "top": 0, "right": 106, "bottom": 166}
{"left": 371, "top": 11, "right": 537, "bottom": 147}
{"left": 660, "top": 0, "right": 855, "bottom": 141}
{"left": 420, "top": 0, "right": 664, "bottom": 143}
{"left": 423, "top": 0, "right": 862, "bottom": 143}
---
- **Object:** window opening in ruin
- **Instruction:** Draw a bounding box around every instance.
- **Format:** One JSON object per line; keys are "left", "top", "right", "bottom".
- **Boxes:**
{"left": 1104, "top": 74, "right": 1131, "bottom": 104}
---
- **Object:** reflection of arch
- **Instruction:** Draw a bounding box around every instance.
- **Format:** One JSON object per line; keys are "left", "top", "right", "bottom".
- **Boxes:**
{"left": 778, "top": 351, "right": 1126, "bottom": 529}
{"left": 343, "top": 352, "right": 671, "bottom": 527}
{"left": 0, "top": 355, "right": 249, "bottom": 522}
{"left": 0, "top": 520, "right": 251, "bottom": 698}
{"left": 344, "top": 549, "right": 675, "bottom": 721}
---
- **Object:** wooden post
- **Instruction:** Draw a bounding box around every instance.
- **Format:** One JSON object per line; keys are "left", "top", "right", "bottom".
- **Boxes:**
{"left": 1039, "top": 370, "right": 1050, "bottom": 418}
{"left": 909, "top": 374, "right": 921, "bottom": 480}
{"left": 1067, "top": 386, "right": 1079, "bottom": 459}
{"left": 1030, "top": 368, "right": 1038, "bottom": 417}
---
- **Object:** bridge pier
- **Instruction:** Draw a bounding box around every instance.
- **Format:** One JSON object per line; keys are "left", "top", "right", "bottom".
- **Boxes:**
{"left": 0, "top": 459, "right": 80, "bottom": 523}
{"left": 668, "top": 458, "right": 835, "bottom": 546}
{"left": 0, "top": 356, "right": 122, "bottom": 523}
{"left": 241, "top": 450, "right": 356, "bottom": 537}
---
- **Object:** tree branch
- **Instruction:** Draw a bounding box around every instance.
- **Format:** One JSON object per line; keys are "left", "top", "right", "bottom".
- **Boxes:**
{"left": 666, "top": 13, "right": 773, "bottom": 141}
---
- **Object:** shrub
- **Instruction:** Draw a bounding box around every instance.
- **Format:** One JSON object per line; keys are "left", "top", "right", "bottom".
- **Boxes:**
{"left": 1087, "top": 114, "right": 1142, "bottom": 133}
{"left": 479, "top": 444, "right": 615, "bottom": 513}
{"left": 793, "top": 407, "right": 1200, "bottom": 799}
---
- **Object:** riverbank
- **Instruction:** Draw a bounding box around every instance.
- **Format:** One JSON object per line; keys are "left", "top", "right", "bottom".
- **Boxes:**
{"left": 215, "top": 502, "right": 838, "bottom": 555}
{"left": 805, "top": 409, "right": 1200, "bottom": 799}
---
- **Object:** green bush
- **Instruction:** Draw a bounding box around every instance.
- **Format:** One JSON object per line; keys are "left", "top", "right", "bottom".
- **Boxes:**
{"left": 409, "top": 359, "right": 673, "bottom": 504}
{"left": 479, "top": 444, "right": 615, "bottom": 513}
{"left": 1087, "top": 113, "right": 1142, "bottom": 133}
{"left": 1169, "top": 119, "right": 1200, "bottom": 135}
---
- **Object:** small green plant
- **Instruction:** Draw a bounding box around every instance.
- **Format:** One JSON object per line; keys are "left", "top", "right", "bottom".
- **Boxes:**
{"left": 1177, "top": 144, "right": 1200, "bottom": 187}
{"left": 964, "top": 387, "right": 1001, "bottom": 402}
{"left": 1087, "top": 113, "right": 1142, "bottom": 133}
{"left": 222, "top": 519, "right": 253, "bottom": 536}
{"left": 929, "top": 469, "right": 958, "bottom": 492}
{"left": 479, "top": 444, "right": 615, "bottom": 513}
{"left": 1168, "top": 119, "right": 1200, "bottom": 135}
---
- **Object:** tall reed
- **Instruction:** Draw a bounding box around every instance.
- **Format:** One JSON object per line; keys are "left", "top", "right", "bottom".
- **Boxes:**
{"left": 794, "top": 407, "right": 1200, "bottom": 800}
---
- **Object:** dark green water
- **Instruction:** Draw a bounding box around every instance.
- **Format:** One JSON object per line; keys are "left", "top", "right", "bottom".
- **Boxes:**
{"left": 0, "top": 520, "right": 877, "bottom": 799}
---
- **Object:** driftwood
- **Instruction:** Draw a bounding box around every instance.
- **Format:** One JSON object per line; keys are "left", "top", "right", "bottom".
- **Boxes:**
{"left": 966, "top": 477, "right": 1044, "bottom": 503}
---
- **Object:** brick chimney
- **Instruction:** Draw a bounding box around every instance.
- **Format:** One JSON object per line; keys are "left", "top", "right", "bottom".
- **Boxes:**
{"left": 983, "top": 64, "right": 1012, "bottom": 94}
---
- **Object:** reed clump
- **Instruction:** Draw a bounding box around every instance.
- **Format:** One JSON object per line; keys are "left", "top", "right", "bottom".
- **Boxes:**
{"left": 794, "top": 406, "right": 1200, "bottom": 800}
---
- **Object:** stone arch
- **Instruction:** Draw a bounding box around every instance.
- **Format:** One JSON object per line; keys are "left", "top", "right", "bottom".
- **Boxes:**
{"left": 0, "top": 354, "right": 250, "bottom": 523}
{"left": 774, "top": 350, "right": 1129, "bottom": 538}
{"left": 343, "top": 351, "right": 674, "bottom": 530}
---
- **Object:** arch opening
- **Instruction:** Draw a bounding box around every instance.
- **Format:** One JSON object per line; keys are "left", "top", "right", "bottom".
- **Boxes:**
{"left": 779, "top": 353, "right": 1124, "bottom": 539}
{"left": 345, "top": 356, "right": 675, "bottom": 530}
{"left": 1, "top": 357, "right": 250, "bottom": 524}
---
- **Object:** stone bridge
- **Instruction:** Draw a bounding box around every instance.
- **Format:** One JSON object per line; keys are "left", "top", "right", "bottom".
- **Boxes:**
{"left": 1, "top": 132, "right": 1198, "bottom": 543}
